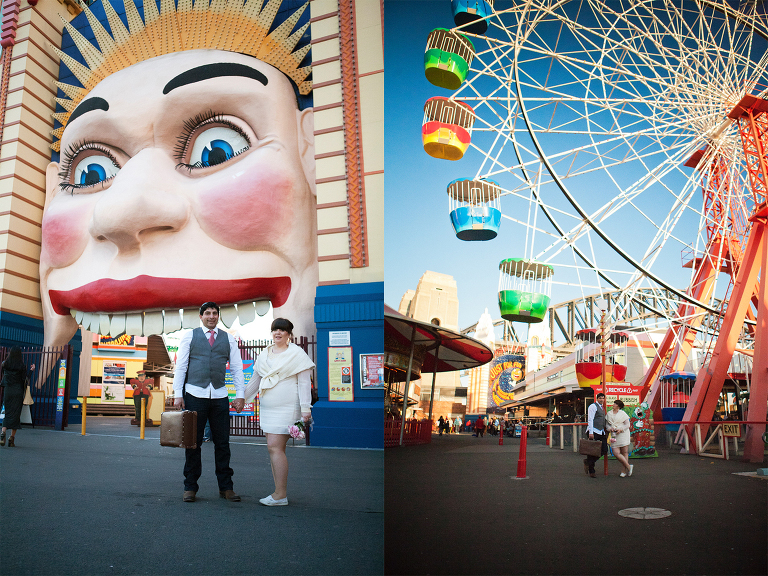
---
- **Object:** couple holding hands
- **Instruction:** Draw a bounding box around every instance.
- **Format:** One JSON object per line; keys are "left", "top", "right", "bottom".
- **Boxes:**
{"left": 173, "top": 302, "right": 314, "bottom": 506}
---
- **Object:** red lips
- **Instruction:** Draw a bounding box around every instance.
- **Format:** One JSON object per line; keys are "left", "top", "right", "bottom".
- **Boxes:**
{"left": 48, "top": 275, "right": 291, "bottom": 315}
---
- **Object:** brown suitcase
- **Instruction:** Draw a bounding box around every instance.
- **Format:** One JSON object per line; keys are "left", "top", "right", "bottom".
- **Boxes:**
{"left": 160, "top": 410, "right": 198, "bottom": 449}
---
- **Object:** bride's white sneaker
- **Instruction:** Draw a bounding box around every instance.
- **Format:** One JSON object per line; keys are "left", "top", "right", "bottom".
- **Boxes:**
{"left": 260, "top": 495, "right": 288, "bottom": 506}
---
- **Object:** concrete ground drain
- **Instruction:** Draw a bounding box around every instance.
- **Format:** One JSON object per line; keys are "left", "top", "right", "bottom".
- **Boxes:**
{"left": 618, "top": 507, "right": 672, "bottom": 520}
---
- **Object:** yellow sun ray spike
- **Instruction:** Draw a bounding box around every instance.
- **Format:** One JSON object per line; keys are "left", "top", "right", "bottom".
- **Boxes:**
{"left": 51, "top": 0, "right": 312, "bottom": 150}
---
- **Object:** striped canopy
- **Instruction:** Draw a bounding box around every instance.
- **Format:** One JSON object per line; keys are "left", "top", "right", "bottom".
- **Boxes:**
{"left": 384, "top": 304, "right": 493, "bottom": 373}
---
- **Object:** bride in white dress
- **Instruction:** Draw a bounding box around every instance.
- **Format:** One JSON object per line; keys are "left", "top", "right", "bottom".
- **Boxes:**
{"left": 244, "top": 318, "right": 315, "bottom": 505}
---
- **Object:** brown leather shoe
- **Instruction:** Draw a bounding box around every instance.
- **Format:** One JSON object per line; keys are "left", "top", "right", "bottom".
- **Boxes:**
{"left": 183, "top": 491, "right": 196, "bottom": 502}
{"left": 589, "top": 472, "right": 596, "bottom": 478}
{"left": 219, "top": 489, "right": 241, "bottom": 502}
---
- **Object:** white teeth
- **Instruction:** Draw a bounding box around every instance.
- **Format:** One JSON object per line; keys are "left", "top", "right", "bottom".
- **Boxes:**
{"left": 164, "top": 309, "right": 182, "bottom": 333}
{"left": 254, "top": 300, "right": 270, "bottom": 317}
{"left": 125, "top": 313, "right": 143, "bottom": 336}
{"left": 238, "top": 302, "right": 256, "bottom": 325}
{"left": 143, "top": 311, "right": 163, "bottom": 336}
{"left": 182, "top": 308, "right": 198, "bottom": 329}
{"left": 220, "top": 305, "right": 237, "bottom": 328}
{"left": 68, "top": 298, "right": 272, "bottom": 337}
{"left": 99, "top": 314, "right": 111, "bottom": 336}
{"left": 110, "top": 314, "right": 126, "bottom": 337}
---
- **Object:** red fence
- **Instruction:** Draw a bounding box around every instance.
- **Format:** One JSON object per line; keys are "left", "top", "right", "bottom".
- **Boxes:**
{"left": 385, "top": 419, "right": 432, "bottom": 447}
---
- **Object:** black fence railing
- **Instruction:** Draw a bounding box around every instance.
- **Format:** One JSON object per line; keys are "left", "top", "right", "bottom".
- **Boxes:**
{"left": 0, "top": 346, "right": 73, "bottom": 428}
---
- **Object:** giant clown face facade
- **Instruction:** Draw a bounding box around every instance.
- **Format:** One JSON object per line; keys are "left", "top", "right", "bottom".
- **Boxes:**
{"left": 40, "top": 0, "right": 317, "bottom": 346}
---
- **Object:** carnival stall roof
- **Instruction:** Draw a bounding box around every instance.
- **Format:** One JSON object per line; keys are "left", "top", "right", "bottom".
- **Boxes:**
{"left": 385, "top": 304, "right": 493, "bottom": 445}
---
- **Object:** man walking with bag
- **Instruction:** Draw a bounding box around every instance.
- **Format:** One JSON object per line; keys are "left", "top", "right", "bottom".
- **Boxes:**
{"left": 173, "top": 302, "right": 245, "bottom": 502}
{"left": 584, "top": 392, "right": 608, "bottom": 478}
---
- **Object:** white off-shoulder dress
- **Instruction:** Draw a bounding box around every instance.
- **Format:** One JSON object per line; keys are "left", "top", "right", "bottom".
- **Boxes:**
{"left": 606, "top": 409, "right": 631, "bottom": 448}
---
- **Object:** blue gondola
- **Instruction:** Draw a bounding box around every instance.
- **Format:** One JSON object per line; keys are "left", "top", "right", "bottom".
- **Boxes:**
{"left": 447, "top": 178, "right": 501, "bottom": 240}
{"left": 451, "top": 0, "right": 494, "bottom": 35}
{"left": 659, "top": 371, "right": 696, "bottom": 431}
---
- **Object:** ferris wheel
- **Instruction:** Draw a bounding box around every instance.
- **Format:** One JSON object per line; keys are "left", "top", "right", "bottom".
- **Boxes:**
{"left": 421, "top": 0, "right": 768, "bottom": 360}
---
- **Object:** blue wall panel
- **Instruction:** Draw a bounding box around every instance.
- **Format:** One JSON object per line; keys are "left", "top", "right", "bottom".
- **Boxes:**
{"left": 311, "top": 282, "right": 383, "bottom": 449}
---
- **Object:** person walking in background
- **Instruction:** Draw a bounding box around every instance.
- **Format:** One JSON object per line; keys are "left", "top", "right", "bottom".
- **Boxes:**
{"left": 606, "top": 399, "right": 633, "bottom": 477}
{"left": 474, "top": 416, "right": 486, "bottom": 438}
{"left": 583, "top": 392, "right": 608, "bottom": 478}
{"left": 173, "top": 302, "right": 245, "bottom": 503}
{"left": 454, "top": 416, "right": 462, "bottom": 434}
{"left": 244, "top": 318, "right": 315, "bottom": 506}
{"left": 438, "top": 415, "right": 446, "bottom": 436}
{"left": 0, "top": 347, "right": 34, "bottom": 448}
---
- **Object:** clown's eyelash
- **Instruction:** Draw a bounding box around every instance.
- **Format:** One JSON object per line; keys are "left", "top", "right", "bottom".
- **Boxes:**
{"left": 173, "top": 110, "right": 251, "bottom": 162}
{"left": 58, "top": 140, "right": 121, "bottom": 195}
{"left": 175, "top": 147, "right": 249, "bottom": 174}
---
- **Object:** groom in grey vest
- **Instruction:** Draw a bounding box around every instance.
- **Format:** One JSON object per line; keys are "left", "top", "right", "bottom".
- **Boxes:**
{"left": 173, "top": 302, "right": 245, "bottom": 502}
{"left": 584, "top": 392, "right": 608, "bottom": 478}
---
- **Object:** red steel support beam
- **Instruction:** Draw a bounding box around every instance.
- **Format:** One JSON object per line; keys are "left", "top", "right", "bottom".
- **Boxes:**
{"left": 743, "top": 215, "right": 768, "bottom": 462}
{"left": 681, "top": 221, "right": 764, "bottom": 446}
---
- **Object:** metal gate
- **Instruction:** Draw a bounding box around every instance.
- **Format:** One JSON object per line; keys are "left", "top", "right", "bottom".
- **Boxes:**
{"left": 0, "top": 346, "right": 73, "bottom": 428}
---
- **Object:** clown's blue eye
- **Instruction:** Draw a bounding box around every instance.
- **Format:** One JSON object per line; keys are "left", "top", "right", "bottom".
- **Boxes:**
{"left": 189, "top": 127, "right": 249, "bottom": 168}
{"left": 73, "top": 155, "right": 119, "bottom": 187}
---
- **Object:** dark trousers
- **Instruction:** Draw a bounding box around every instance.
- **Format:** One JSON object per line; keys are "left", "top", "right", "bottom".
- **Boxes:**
{"left": 183, "top": 394, "right": 233, "bottom": 492}
{"left": 133, "top": 394, "right": 150, "bottom": 420}
{"left": 586, "top": 432, "right": 608, "bottom": 473}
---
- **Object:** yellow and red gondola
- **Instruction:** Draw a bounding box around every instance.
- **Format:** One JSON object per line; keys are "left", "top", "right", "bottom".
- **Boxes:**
{"left": 574, "top": 328, "right": 629, "bottom": 388}
{"left": 422, "top": 97, "right": 475, "bottom": 161}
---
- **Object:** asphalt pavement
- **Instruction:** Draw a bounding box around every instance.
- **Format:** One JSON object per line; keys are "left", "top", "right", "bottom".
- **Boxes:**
{"left": 0, "top": 417, "right": 383, "bottom": 576}
{"left": 385, "top": 430, "right": 767, "bottom": 576}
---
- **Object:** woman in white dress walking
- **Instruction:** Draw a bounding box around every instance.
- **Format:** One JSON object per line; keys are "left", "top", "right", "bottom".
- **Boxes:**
{"left": 245, "top": 318, "right": 315, "bottom": 505}
{"left": 606, "top": 399, "right": 633, "bottom": 477}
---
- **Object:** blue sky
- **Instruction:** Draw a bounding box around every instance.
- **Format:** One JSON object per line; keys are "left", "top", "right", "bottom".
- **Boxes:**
{"left": 384, "top": 0, "right": 768, "bottom": 336}
{"left": 384, "top": 0, "right": 529, "bottom": 330}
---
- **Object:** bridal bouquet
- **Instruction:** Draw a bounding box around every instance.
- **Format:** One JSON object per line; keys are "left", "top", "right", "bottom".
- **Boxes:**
{"left": 288, "top": 416, "right": 313, "bottom": 439}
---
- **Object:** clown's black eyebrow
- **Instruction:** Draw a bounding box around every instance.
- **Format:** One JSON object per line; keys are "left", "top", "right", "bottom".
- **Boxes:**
{"left": 163, "top": 63, "right": 268, "bottom": 95}
{"left": 69, "top": 97, "right": 109, "bottom": 125}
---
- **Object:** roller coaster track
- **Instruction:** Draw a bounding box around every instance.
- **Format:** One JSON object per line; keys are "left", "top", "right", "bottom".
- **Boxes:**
{"left": 460, "top": 287, "right": 728, "bottom": 350}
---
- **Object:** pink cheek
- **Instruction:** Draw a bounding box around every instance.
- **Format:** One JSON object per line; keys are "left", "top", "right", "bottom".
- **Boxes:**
{"left": 195, "top": 167, "right": 292, "bottom": 250}
{"left": 40, "top": 202, "right": 94, "bottom": 268}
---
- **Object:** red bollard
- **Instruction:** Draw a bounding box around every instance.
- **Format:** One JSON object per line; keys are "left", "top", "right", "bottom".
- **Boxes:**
{"left": 516, "top": 425, "right": 528, "bottom": 478}
{"left": 499, "top": 423, "right": 504, "bottom": 445}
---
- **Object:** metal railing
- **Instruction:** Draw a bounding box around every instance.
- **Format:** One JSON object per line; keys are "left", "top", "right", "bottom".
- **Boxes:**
{"left": 0, "top": 346, "right": 73, "bottom": 429}
{"left": 546, "top": 420, "right": 767, "bottom": 461}
{"left": 384, "top": 418, "right": 432, "bottom": 447}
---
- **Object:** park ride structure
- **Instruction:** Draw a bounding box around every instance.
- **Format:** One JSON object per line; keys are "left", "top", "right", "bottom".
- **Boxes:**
{"left": 659, "top": 372, "right": 697, "bottom": 433}
{"left": 424, "top": 28, "right": 475, "bottom": 90}
{"left": 573, "top": 328, "right": 628, "bottom": 389}
{"left": 447, "top": 178, "right": 501, "bottom": 240}
{"left": 451, "top": 0, "right": 494, "bottom": 35}
{"left": 419, "top": 0, "right": 768, "bottom": 461}
{"left": 421, "top": 96, "right": 475, "bottom": 161}
{"left": 497, "top": 258, "right": 553, "bottom": 324}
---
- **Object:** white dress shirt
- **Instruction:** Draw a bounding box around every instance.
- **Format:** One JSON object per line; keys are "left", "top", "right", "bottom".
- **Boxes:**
{"left": 173, "top": 327, "right": 244, "bottom": 400}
